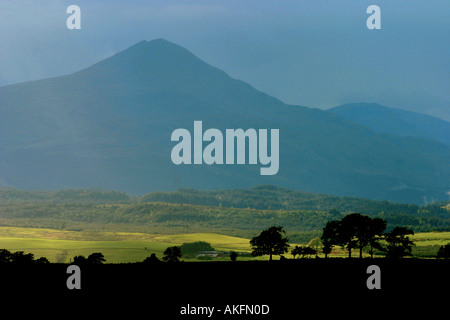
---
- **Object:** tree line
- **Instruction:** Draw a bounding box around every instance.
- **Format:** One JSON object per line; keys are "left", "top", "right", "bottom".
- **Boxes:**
{"left": 3, "top": 185, "right": 449, "bottom": 220}
{"left": 249, "top": 214, "right": 435, "bottom": 260}
{"left": 0, "top": 250, "right": 105, "bottom": 265}
{"left": 139, "top": 185, "right": 449, "bottom": 218}
{"left": 147, "top": 213, "right": 449, "bottom": 262}
{"left": 320, "top": 213, "right": 414, "bottom": 258}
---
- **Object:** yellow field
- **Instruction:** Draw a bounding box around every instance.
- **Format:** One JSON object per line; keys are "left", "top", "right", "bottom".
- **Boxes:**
{"left": 411, "top": 231, "right": 450, "bottom": 245}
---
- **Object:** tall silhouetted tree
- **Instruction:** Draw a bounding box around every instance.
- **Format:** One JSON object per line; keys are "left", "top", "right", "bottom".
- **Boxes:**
{"left": 250, "top": 226, "right": 289, "bottom": 261}
{"left": 385, "top": 227, "right": 415, "bottom": 258}
{"left": 321, "top": 214, "right": 387, "bottom": 258}
{"left": 163, "top": 246, "right": 182, "bottom": 263}
{"left": 367, "top": 218, "right": 387, "bottom": 258}
{"left": 343, "top": 214, "right": 386, "bottom": 258}
{"left": 339, "top": 213, "right": 366, "bottom": 258}
{"left": 321, "top": 220, "right": 340, "bottom": 258}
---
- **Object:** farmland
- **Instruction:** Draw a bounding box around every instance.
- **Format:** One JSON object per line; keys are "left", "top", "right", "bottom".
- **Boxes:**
{"left": 0, "top": 187, "right": 448, "bottom": 262}
{"left": 0, "top": 226, "right": 448, "bottom": 263}
{"left": 0, "top": 226, "right": 254, "bottom": 263}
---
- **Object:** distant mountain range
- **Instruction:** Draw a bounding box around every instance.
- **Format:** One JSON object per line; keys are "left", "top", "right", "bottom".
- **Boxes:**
{"left": 0, "top": 39, "right": 448, "bottom": 204}
{"left": 329, "top": 103, "right": 450, "bottom": 146}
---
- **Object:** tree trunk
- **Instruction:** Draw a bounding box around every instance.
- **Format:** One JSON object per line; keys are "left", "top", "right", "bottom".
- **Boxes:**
{"left": 359, "top": 247, "right": 363, "bottom": 258}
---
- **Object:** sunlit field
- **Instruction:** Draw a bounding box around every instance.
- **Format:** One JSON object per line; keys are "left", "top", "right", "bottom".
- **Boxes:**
{"left": 0, "top": 227, "right": 448, "bottom": 263}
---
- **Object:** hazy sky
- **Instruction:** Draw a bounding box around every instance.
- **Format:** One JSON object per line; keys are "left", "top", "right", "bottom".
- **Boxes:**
{"left": 0, "top": 0, "right": 449, "bottom": 120}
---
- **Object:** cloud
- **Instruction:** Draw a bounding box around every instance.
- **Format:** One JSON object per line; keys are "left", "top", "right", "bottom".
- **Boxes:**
{"left": 0, "top": 1, "right": 448, "bottom": 120}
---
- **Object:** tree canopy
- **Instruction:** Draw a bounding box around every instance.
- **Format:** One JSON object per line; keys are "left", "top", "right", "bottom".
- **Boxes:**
{"left": 163, "top": 246, "right": 182, "bottom": 263}
{"left": 250, "top": 226, "right": 290, "bottom": 261}
{"left": 321, "top": 213, "right": 387, "bottom": 258}
{"left": 385, "top": 227, "right": 415, "bottom": 259}
{"left": 180, "top": 241, "right": 214, "bottom": 256}
{"left": 291, "top": 246, "right": 317, "bottom": 259}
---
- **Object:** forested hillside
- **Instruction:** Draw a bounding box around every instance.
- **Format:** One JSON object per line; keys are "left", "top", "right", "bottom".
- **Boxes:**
{"left": 139, "top": 185, "right": 448, "bottom": 218}
{"left": 0, "top": 186, "right": 448, "bottom": 243}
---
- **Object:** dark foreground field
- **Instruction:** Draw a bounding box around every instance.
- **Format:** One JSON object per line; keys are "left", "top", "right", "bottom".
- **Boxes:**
{"left": 1, "top": 259, "right": 448, "bottom": 318}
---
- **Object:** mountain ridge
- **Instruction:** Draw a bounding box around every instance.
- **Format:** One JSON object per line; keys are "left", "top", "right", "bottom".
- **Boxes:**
{"left": 329, "top": 102, "right": 450, "bottom": 146}
{"left": 0, "top": 39, "right": 448, "bottom": 204}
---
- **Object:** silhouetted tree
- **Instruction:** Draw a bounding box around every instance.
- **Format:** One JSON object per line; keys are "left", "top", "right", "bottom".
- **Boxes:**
{"left": 230, "top": 251, "right": 238, "bottom": 262}
{"left": 385, "top": 227, "right": 415, "bottom": 259}
{"left": 321, "top": 214, "right": 387, "bottom": 258}
{"left": 291, "top": 246, "right": 317, "bottom": 259}
{"left": 250, "top": 226, "right": 289, "bottom": 261}
{"left": 437, "top": 243, "right": 450, "bottom": 259}
{"left": 366, "top": 218, "right": 387, "bottom": 258}
{"left": 0, "top": 249, "right": 48, "bottom": 264}
{"left": 321, "top": 220, "right": 340, "bottom": 258}
{"left": 35, "top": 257, "right": 50, "bottom": 264}
{"left": 180, "top": 241, "right": 214, "bottom": 256}
{"left": 163, "top": 246, "right": 182, "bottom": 263}
{"left": 344, "top": 214, "right": 386, "bottom": 258}
{"left": 143, "top": 253, "right": 161, "bottom": 264}
{"left": 11, "top": 251, "right": 34, "bottom": 264}
{"left": 0, "top": 249, "right": 12, "bottom": 263}
{"left": 73, "top": 255, "right": 87, "bottom": 265}
{"left": 339, "top": 213, "right": 366, "bottom": 258}
{"left": 88, "top": 252, "right": 106, "bottom": 264}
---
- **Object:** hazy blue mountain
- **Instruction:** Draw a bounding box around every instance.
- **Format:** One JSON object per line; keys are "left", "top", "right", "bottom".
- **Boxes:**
{"left": 329, "top": 103, "right": 450, "bottom": 146}
{"left": 0, "top": 39, "right": 448, "bottom": 204}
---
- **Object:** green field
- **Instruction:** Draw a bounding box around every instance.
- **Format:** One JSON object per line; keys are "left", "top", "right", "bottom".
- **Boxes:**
{"left": 0, "top": 226, "right": 448, "bottom": 262}
{"left": 0, "top": 226, "right": 254, "bottom": 263}
{"left": 409, "top": 231, "right": 450, "bottom": 257}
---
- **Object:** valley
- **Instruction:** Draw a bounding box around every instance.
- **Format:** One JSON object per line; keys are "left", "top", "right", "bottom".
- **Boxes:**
{"left": 0, "top": 186, "right": 448, "bottom": 262}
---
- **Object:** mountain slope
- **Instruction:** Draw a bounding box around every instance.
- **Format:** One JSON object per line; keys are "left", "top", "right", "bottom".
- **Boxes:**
{"left": 0, "top": 39, "right": 449, "bottom": 204}
{"left": 329, "top": 103, "right": 450, "bottom": 146}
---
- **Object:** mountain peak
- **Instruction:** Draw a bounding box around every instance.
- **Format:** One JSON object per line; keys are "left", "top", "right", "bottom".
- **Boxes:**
{"left": 1, "top": 40, "right": 449, "bottom": 203}
{"left": 115, "top": 38, "right": 196, "bottom": 61}
{"left": 147, "top": 38, "right": 175, "bottom": 45}
{"left": 75, "top": 38, "right": 212, "bottom": 83}
{"left": 127, "top": 38, "right": 183, "bottom": 52}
